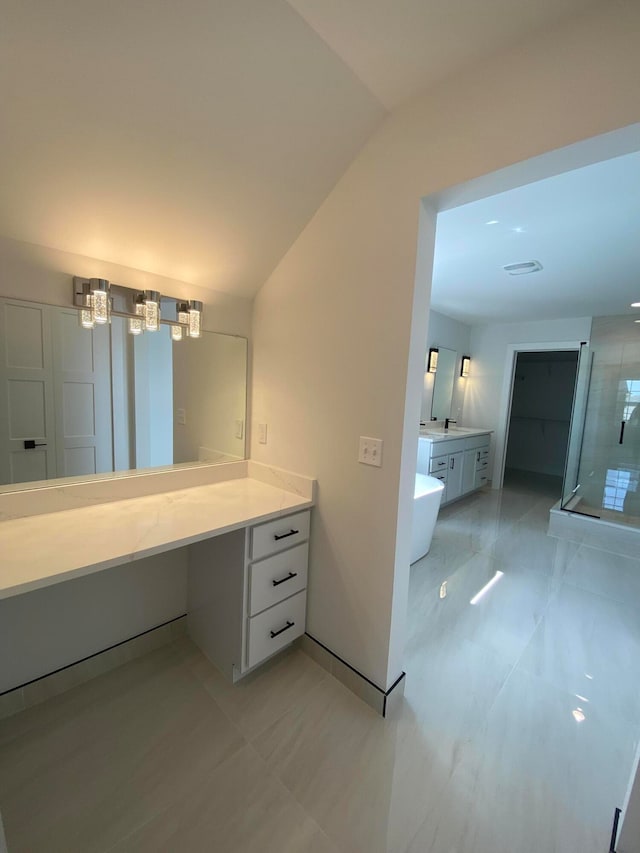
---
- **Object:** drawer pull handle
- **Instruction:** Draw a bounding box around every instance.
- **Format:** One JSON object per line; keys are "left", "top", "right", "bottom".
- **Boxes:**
{"left": 274, "top": 528, "right": 299, "bottom": 541}
{"left": 272, "top": 571, "right": 298, "bottom": 587}
{"left": 270, "top": 620, "right": 295, "bottom": 638}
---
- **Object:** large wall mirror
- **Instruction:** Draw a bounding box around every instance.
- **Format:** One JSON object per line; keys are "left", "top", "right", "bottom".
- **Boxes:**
{"left": 0, "top": 297, "right": 247, "bottom": 490}
{"left": 430, "top": 346, "right": 457, "bottom": 421}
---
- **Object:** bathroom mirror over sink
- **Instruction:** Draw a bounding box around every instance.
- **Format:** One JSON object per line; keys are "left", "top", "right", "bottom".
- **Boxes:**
{"left": 0, "top": 296, "right": 248, "bottom": 490}
{"left": 430, "top": 346, "right": 457, "bottom": 421}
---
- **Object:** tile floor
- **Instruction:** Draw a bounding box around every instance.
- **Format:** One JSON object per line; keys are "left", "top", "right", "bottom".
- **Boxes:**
{"left": 1, "top": 475, "right": 638, "bottom": 852}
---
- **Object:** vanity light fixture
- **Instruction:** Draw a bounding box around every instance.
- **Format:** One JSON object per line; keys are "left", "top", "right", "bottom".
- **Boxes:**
{"left": 427, "top": 347, "right": 439, "bottom": 373}
{"left": 631, "top": 302, "right": 640, "bottom": 307}
{"left": 460, "top": 355, "right": 471, "bottom": 378}
{"left": 73, "top": 277, "right": 202, "bottom": 343}
{"left": 90, "top": 278, "right": 111, "bottom": 326}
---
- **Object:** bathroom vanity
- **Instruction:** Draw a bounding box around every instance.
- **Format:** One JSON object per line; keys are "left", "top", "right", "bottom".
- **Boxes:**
{"left": 417, "top": 429, "right": 491, "bottom": 505}
{"left": 0, "top": 462, "right": 315, "bottom": 694}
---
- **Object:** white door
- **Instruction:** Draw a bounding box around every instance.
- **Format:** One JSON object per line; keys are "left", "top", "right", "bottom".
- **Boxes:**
{"left": 0, "top": 299, "right": 57, "bottom": 485}
{"left": 51, "top": 308, "right": 113, "bottom": 478}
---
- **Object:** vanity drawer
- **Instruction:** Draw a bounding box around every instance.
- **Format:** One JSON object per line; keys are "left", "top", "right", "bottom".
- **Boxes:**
{"left": 246, "top": 590, "right": 306, "bottom": 669}
{"left": 251, "top": 510, "right": 310, "bottom": 560}
{"left": 475, "top": 459, "right": 488, "bottom": 473}
{"left": 475, "top": 448, "right": 489, "bottom": 463}
{"left": 433, "top": 472, "right": 447, "bottom": 490}
{"left": 429, "top": 455, "right": 449, "bottom": 474}
{"left": 249, "top": 543, "right": 308, "bottom": 616}
{"left": 475, "top": 469, "right": 489, "bottom": 489}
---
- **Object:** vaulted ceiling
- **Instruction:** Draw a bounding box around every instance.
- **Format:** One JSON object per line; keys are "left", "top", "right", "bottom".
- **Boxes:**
{"left": 0, "top": 0, "right": 601, "bottom": 298}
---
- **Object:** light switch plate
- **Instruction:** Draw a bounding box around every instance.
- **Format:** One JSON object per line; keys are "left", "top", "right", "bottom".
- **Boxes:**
{"left": 176, "top": 408, "right": 186, "bottom": 425}
{"left": 235, "top": 419, "right": 244, "bottom": 439}
{"left": 358, "top": 436, "right": 383, "bottom": 467}
{"left": 258, "top": 423, "right": 268, "bottom": 444}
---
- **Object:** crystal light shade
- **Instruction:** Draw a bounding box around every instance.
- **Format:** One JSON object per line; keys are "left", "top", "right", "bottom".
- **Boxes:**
{"left": 78, "top": 284, "right": 95, "bottom": 329}
{"left": 143, "top": 290, "right": 160, "bottom": 332}
{"left": 90, "top": 279, "right": 110, "bottom": 325}
{"left": 128, "top": 300, "right": 145, "bottom": 335}
{"left": 188, "top": 300, "right": 202, "bottom": 338}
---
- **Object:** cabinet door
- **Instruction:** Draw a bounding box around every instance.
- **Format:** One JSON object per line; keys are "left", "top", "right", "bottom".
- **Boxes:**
{"left": 447, "top": 451, "right": 464, "bottom": 502}
{"left": 462, "top": 448, "right": 476, "bottom": 494}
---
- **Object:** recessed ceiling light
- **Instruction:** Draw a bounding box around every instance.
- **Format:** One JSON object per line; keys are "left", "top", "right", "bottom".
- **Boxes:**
{"left": 503, "top": 260, "right": 543, "bottom": 275}
{"left": 512, "top": 226, "right": 525, "bottom": 234}
{"left": 485, "top": 220, "right": 499, "bottom": 225}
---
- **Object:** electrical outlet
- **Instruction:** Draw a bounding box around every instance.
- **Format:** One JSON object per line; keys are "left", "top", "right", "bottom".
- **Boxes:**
{"left": 176, "top": 408, "right": 186, "bottom": 425}
{"left": 358, "top": 436, "right": 383, "bottom": 467}
{"left": 258, "top": 423, "right": 268, "bottom": 445}
{"left": 235, "top": 419, "right": 244, "bottom": 439}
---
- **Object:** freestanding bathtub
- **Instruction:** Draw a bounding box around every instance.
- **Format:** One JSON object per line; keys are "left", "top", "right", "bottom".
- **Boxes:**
{"left": 411, "top": 474, "right": 445, "bottom": 564}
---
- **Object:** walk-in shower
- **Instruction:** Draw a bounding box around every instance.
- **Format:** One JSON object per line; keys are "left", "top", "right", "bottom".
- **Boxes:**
{"left": 560, "top": 316, "right": 640, "bottom": 529}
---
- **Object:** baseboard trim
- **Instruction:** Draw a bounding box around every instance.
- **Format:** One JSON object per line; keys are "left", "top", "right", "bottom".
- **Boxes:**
{"left": 300, "top": 633, "right": 405, "bottom": 718}
{"left": 0, "top": 615, "right": 187, "bottom": 720}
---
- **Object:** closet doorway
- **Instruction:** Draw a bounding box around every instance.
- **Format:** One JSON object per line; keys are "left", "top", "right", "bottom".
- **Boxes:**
{"left": 503, "top": 349, "right": 579, "bottom": 496}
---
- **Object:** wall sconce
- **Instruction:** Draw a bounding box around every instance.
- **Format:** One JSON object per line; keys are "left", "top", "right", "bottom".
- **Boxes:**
{"left": 73, "top": 277, "right": 203, "bottom": 343}
{"left": 427, "top": 348, "right": 439, "bottom": 373}
{"left": 460, "top": 355, "right": 471, "bottom": 377}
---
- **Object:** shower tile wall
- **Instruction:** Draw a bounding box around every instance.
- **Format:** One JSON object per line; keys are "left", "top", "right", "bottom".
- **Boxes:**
{"left": 578, "top": 316, "right": 640, "bottom": 519}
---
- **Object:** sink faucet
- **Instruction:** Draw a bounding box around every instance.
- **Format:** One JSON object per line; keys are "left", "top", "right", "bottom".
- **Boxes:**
{"left": 444, "top": 418, "right": 457, "bottom": 430}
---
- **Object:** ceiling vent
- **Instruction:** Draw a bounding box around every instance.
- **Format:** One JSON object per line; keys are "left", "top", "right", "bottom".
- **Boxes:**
{"left": 503, "top": 260, "right": 543, "bottom": 275}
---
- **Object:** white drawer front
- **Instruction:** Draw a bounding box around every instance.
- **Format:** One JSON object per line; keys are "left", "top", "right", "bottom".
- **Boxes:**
{"left": 246, "top": 590, "right": 306, "bottom": 669}
{"left": 475, "top": 459, "right": 488, "bottom": 473}
{"left": 429, "top": 455, "right": 449, "bottom": 474}
{"left": 251, "top": 510, "right": 310, "bottom": 560}
{"left": 475, "top": 469, "right": 489, "bottom": 489}
{"left": 249, "top": 543, "right": 308, "bottom": 616}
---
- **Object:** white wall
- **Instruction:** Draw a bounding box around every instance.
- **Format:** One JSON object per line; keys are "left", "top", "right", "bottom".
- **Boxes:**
{"left": 251, "top": 0, "right": 640, "bottom": 691}
{"left": 421, "top": 310, "right": 471, "bottom": 424}
{"left": 466, "top": 317, "right": 592, "bottom": 485}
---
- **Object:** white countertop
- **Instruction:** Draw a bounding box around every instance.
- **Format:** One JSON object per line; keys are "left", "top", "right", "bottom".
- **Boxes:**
{"left": 419, "top": 427, "right": 492, "bottom": 443}
{"left": 0, "top": 477, "right": 313, "bottom": 600}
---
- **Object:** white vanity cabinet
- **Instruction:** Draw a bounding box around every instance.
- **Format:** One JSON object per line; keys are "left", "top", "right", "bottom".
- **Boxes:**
{"left": 188, "top": 508, "right": 311, "bottom": 681}
{"left": 419, "top": 432, "right": 491, "bottom": 506}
